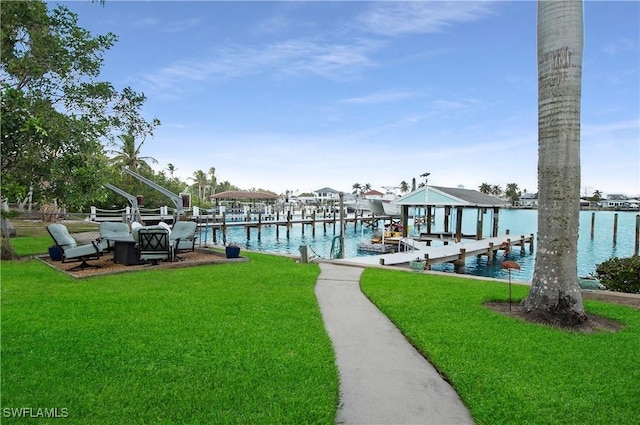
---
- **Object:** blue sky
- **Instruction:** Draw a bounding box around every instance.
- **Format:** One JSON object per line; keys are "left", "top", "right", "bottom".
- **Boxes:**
{"left": 60, "top": 1, "right": 639, "bottom": 197}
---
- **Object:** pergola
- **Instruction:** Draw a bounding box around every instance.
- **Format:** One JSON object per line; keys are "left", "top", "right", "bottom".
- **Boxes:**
{"left": 392, "top": 186, "right": 510, "bottom": 241}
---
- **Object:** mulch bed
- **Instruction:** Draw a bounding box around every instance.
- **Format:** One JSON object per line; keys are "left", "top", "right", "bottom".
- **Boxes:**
{"left": 485, "top": 301, "right": 630, "bottom": 333}
{"left": 39, "top": 248, "right": 247, "bottom": 279}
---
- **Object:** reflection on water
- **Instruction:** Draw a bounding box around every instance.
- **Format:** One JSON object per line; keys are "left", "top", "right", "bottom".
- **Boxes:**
{"left": 200, "top": 210, "right": 638, "bottom": 283}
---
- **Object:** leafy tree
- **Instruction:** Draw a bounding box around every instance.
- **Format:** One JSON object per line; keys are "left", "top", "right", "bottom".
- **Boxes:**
{"left": 0, "top": 1, "right": 158, "bottom": 210}
{"left": 523, "top": 0, "right": 587, "bottom": 326}
{"left": 352, "top": 183, "right": 362, "bottom": 195}
{"left": 399, "top": 181, "right": 410, "bottom": 193}
{"left": 491, "top": 185, "right": 503, "bottom": 197}
{"left": 216, "top": 180, "right": 238, "bottom": 194}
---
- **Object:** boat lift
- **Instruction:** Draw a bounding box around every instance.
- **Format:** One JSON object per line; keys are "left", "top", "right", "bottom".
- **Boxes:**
{"left": 103, "top": 183, "right": 142, "bottom": 223}
{"left": 122, "top": 167, "right": 186, "bottom": 221}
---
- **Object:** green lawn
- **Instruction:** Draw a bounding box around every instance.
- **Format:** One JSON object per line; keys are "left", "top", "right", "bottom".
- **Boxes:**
{"left": 1, "top": 254, "right": 338, "bottom": 424}
{"left": 3, "top": 233, "right": 640, "bottom": 424}
{"left": 9, "top": 235, "right": 52, "bottom": 257}
{"left": 360, "top": 268, "right": 640, "bottom": 425}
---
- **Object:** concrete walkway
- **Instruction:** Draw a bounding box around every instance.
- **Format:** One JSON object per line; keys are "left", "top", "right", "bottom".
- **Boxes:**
{"left": 315, "top": 262, "right": 474, "bottom": 425}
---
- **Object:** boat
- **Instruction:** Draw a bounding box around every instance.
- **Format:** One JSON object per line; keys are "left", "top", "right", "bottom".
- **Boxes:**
{"left": 345, "top": 197, "right": 373, "bottom": 212}
{"left": 382, "top": 201, "right": 401, "bottom": 216}
{"left": 367, "top": 199, "right": 386, "bottom": 215}
{"left": 366, "top": 199, "right": 401, "bottom": 217}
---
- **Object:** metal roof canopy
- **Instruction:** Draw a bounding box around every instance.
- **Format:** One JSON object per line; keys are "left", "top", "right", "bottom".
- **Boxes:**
{"left": 393, "top": 186, "right": 510, "bottom": 208}
{"left": 211, "top": 191, "right": 279, "bottom": 200}
{"left": 392, "top": 186, "right": 510, "bottom": 240}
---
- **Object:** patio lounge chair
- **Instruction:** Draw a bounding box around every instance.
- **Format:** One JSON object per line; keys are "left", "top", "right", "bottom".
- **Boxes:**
{"left": 170, "top": 221, "right": 197, "bottom": 257}
{"left": 136, "top": 227, "right": 172, "bottom": 265}
{"left": 47, "top": 223, "right": 103, "bottom": 270}
{"left": 98, "top": 222, "right": 131, "bottom": 251}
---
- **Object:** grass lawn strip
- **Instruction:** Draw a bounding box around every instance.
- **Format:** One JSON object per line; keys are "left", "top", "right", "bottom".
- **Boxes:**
{"left": 1, "top": 254, "right": 338, "bottom": 424}
{"left": 359, "top": 268, "right": 640, "bottom": 425}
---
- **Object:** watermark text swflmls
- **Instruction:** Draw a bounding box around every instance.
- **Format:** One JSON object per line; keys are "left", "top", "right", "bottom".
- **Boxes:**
{"left": 3, "top": 407, "right": 69, "bottom": 418}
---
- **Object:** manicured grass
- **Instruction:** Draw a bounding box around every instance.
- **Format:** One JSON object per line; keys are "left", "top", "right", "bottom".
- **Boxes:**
{"left": 1, "top": 254, "right": 338, "bottom": 424}
{"left": 7, "top": 220, "right": 98, "bottom": 257}
{"left": 359, "top": 268, "right": 640, "bottom": 425}
{"left": 8, "top": 236, "right": 51, "bottom": 257}
{"left": 5, "top": 232, "right": 640, "bottom": 424}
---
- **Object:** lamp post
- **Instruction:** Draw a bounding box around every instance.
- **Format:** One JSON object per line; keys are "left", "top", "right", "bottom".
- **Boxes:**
{"left": 501, "top": 261, "right": 521, "bottom": 311}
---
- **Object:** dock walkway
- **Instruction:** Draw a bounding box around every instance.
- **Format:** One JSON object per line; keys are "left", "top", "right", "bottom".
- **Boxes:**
{"left": 338, "top": 234, "right": 534, "bottom": 269}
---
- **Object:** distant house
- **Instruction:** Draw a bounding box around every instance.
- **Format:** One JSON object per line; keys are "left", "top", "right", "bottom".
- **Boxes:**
{"left": 313, "top": 187, "right": 343, "bottom": 203}
{"left": 362, "top": 189, "right": 384, "bottom": 199}
{"left": 515, "top": 193, "right": 538, "bottom": 208}
{"left": 598, "top": 194, "right": 629, "bottom": 209}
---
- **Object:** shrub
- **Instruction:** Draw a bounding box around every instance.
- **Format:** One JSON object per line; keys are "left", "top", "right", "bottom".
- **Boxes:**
{"left": 595, "top": 255, "right": 640, "bottom": 294}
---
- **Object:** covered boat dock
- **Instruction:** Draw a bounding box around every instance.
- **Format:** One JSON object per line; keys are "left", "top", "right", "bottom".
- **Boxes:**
{"left": 339, "top": 186, "right": 534, "bottom": 272}
{"left": 394, "top": 185, "right": 512, "bottom": 242}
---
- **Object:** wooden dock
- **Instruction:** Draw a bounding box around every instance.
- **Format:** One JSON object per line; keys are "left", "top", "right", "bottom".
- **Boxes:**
{"left": 193, "top": 211, "right": 398, "bottom": 241}
{"left": 336, "top": 234, "right": 535, "bottom": 272}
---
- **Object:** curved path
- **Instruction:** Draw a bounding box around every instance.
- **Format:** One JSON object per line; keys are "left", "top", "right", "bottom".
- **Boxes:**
{"left": 315, "top": 262, "right": 474, "bottom": 425}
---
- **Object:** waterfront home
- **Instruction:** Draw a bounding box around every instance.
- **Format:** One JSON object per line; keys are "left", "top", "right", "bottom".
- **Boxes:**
{"left": 515, "top": 193, "right": 538, "bottom": 208}
{"left": 313, "top": 187, "right": 343, "bottom": 203}
{"left": 598, "top": 194, "right": 639, "bottom": 210}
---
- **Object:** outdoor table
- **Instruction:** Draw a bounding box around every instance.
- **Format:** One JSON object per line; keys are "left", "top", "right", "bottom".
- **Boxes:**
{"left": 106, "top": 236, "right": 143, "bottom": 266}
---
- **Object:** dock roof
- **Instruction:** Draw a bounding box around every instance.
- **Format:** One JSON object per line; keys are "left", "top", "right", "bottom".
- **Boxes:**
{"left": 211, "top": 191, "right": 278, "bottom": 200}
{"left": 393, "top": 186, "right": 509, "bottom": 208}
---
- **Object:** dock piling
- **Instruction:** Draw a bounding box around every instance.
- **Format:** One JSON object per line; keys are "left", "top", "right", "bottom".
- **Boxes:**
{"left": 633, "top": 214, "right": 640, "bottom": 255}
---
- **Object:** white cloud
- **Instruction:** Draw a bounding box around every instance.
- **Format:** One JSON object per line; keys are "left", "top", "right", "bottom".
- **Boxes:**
{"left": 602, "top": 38, "right": 637, "bottom": 56}
{"left": 137, "top": 38, "right": 379, "bottom": 95}
{"left": 358, "top": 1, "right": 497, "bottom": 36}
{"left": 339, "top": 89, "right": 420, "bottom": 104}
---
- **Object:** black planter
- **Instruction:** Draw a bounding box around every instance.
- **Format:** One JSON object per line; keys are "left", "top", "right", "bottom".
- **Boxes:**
{"left": 225, "top": 246, "right": 241, "bottom": 259}
{"left": 49, "top": 246, "right": 62, "bottom": 261}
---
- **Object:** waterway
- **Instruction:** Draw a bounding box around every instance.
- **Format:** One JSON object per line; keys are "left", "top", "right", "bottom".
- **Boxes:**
{"left": 198, "top": 210, "right": 639, "bottom": 283}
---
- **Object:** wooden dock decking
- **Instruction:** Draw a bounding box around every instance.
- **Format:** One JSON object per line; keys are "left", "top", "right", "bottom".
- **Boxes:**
{"left": 337, "top": 234, "right": 534, "bottom": 270}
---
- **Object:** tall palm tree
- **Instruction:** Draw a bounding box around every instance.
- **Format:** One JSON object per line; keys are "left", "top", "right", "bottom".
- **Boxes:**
{"left": 505, "top": 183, "right": 520, "bottom": 205}
{"left": 189, "top": 170, "right": 208, "bottom": 203}
{"left": 208, "top": 167, "right": 217, "bottom": 195}
{"left": 352, "top": 183, "right": 361, "bottom": 195}
{"left": 166, "top": 163, "right": 177, "bottom": 178}
{"left": 479, "top": 183, "right": 492, "bottom": 194}
{"left": 523, "top": 0, "right": 586, "bottom": 326}
{"left": 399, "top": 181, "right": 410, "bottom": 193}
{"left": 108, "top": 133, "right": 158, "bottom": 174}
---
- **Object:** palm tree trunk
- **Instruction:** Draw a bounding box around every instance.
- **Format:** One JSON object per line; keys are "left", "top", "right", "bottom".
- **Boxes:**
{"left": 523, "top": 0, "right": 587, "bottom": 326}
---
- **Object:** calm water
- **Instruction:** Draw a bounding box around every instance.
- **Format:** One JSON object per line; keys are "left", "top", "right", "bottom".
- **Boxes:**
{"left": 199, "top": 210, "right": 639, "bottom": 282}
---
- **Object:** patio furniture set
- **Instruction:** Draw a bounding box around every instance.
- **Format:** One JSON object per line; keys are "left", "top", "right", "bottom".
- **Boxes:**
{"left": 47, "top": 221, "right": 198, "bottom": 270}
